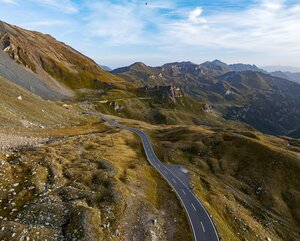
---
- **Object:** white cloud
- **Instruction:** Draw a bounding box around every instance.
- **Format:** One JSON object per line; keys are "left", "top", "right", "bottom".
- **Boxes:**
{"left": 261, "top": 0, "right": 284, "bottom": 11}
{"left": 0, "top": 0, "right": 78, "bottom": 12}
{"left": 162, "top": 1, "right": 300, "bottom": 55}
{"left": 188, "top": 7, "right": 206, "bottom": 24}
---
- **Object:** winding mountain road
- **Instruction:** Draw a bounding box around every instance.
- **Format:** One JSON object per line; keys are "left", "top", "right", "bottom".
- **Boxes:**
{"left": 88, "top": 113, "right": 220, "bottom": 241}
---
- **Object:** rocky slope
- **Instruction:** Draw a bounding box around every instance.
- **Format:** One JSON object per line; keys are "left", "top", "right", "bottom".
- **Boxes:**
{"left": 222, "top": 72, "right": 300, "bottom": 136}
{"left": 0, "top": 74, "right": 90, "bottom": 153}
{"left": 0, "top": 50, "right": 64, "bottom": 100}
{"left": 0, "top": 116, "right": 192, "bottom": 241}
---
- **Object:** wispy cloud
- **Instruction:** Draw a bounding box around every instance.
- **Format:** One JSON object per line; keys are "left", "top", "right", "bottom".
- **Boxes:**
{"left": 0, "top": 0, "right": 17, "bottom": 4}
{"left": 21, "top": 20, "right": 73, "bottom": 28}
{"left": 0, "top": 0, "right": 78, "bottom": 13}
{"left": 31, "top": 0, "right": 78, "bottom": 13}
{"left": 83, "top": 1, "right": 144, "bottom": 45}
{"left": 82, "top": 0, "right": 174, "bottom": 45}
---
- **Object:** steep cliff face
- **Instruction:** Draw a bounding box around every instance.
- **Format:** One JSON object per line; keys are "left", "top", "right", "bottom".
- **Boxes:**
{"left": 142, "top": 85, "right": 183, "bottom": 103}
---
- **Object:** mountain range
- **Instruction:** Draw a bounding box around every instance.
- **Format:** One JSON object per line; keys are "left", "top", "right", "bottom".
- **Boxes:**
{"left": 112, "top": 60, "right": 300, "bottom": 138}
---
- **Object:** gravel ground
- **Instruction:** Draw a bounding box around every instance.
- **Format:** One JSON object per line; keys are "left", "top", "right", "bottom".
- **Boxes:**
{"left": 0, "top": 133, "right": 48, "bottom": 151}
{"left": 0, "top": 51, "right": 64, "bottom": 100}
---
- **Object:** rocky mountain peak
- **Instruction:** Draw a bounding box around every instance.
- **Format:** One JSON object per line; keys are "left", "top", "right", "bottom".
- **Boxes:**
{"left": 200, "top": 60, "right": 231, "bottom": 75}
{"left": 112, "top": 62, "right": 151, "bottom": 74}
{"left": 211, "top": 59, "right": 229, "bottom": 67}
{"left": 162, "top": 61, "right": 202, "bottom": 75}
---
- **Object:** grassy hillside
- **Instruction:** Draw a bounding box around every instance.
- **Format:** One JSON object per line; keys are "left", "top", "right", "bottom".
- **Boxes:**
{"left": 77, "top": 85, "right": 251, "bottom": 131}
{"left": 0, "top": 72, "right": 193, "bottom": 240}
{"left": 0, "top": 76, "right": 83, "bottom": 130}
{"left": 147, "top": 124, "right": 300, "bottom": 241}
{"left": 65, "top": 114, "right": 299, "bottom": 241}
{"left": 0, "top": 75, "right": 93, "bottom": 151}
{"left": 223, "top": 72, "right": 300, "bottom": 136}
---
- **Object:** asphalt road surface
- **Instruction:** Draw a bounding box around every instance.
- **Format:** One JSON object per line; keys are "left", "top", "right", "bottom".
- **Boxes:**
{"left": 89, "top": 113, "right": 220, "bottom": 241}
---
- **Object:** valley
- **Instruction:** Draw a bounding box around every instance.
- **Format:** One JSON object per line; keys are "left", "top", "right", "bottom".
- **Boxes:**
{"left": 0, "top": 19, "right": 299, "bottom": 241}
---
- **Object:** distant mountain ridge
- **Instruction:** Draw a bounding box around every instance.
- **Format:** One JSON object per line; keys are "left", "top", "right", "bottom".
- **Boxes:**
{"left": 113, "top": 59, "right": 266, "bottom": 77}
{"left": 112, "top": 60, "right": 300, "bottom": 138}
{"left": 229, "top": 63, "right": 265, "bottom": 72}
{"left": 99, "top": 65, "right": 112, "bottom": 71}
{"left": 263, "top": 65, "right": 300, "bottom": 73}
{"left": 270, "top": 71, "right": 300, "bottom": 84}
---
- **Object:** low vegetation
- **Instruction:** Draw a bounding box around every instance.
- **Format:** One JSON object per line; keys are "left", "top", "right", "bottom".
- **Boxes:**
{"left": 0, "top": 110, "right": 191, "bottom": 241}
{"left": 147, "top": 124, "right": 300, "bottom": 241}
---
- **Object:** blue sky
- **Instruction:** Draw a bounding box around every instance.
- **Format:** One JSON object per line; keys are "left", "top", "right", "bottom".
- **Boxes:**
{"left": 0, "top": 0, "right": 299, "bottom": 68}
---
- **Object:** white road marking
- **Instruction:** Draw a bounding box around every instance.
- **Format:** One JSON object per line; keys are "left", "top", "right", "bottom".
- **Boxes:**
{"left": 164, "top": 170, "right": 168, "bottom": 174}
{"left": 172, "top": 178, "right": 177, "bottom": 183}
{"left": 201, "top": 222, "right": 206, "bottom": 232}
{"left": 164, "top": 166, "right": 219, "bottom": 238}
{"left": 181, "top": 189, "right": 186, "bottom": 195}
{"left": 191, "top": 203, "right": 196, "bottom": 211}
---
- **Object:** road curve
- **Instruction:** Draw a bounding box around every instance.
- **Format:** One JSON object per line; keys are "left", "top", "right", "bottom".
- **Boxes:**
{"left": 88, "top": 113, "right": 220, "bottom": 241}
